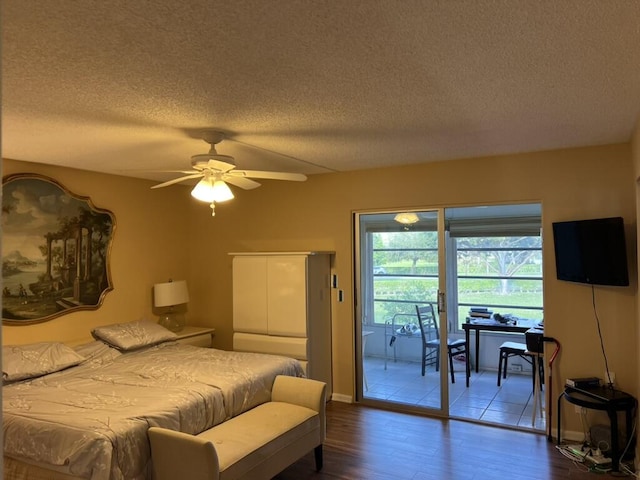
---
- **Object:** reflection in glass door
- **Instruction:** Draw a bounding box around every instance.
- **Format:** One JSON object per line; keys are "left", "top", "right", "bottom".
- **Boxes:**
{"left": 355, "top": 209, "right": 449, "bottom": 415}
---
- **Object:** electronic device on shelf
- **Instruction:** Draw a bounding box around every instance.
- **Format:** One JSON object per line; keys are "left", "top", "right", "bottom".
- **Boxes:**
{"left": 566, "top": 377, "right": 601, "bottom": 389}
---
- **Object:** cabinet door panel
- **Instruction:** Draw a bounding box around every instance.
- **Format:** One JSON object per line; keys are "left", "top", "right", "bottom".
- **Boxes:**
{"left": 267, "top": 256, "right": 308, "bottom": 337}
{"left": 232, "top": 256, "right": 268, "bottom": 333}
{"left": 233, "top": 332, "right": 308, "bottom": 360}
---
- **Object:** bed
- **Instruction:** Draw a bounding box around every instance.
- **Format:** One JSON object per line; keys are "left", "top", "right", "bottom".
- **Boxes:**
{"left": 2, "top": 320, "right": 304, "bottom": 480}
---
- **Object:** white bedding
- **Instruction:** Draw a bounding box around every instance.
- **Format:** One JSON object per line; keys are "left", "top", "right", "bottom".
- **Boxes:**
{"left": 3, "top": 341, "right": 304, "bottom": 480}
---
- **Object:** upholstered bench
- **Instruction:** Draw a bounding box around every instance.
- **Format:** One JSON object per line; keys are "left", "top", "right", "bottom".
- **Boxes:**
{"left": 148, "top": 375, "right": 326, "bottom": 480}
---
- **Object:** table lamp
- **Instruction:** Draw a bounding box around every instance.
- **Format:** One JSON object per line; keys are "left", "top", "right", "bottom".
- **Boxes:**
{"left": 153, "top": 279, "right": 189, "bottom": 332}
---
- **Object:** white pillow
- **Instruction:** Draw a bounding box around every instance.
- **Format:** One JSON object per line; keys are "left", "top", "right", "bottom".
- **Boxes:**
{"left": 92, "top": 319, "right": 177, "bottom": 351}
{"left": 3, "top": 342, "right": 86, "bottom": 382}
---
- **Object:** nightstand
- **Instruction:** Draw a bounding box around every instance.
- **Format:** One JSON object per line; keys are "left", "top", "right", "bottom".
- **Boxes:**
{"left": 175, "top": 326, "right": 215, "bottom": 348}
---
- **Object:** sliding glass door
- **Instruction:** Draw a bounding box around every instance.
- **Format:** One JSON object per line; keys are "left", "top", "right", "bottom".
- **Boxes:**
{"left": 354, "top": 203, "right": 544, "bottom": 430}
{"left": 354, "top": 209, "right": 449, "bottom": 415}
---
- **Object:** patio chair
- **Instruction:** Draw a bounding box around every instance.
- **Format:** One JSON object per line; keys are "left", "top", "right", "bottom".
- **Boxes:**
{"left": 497, "top": 341, "right": 543, "bottom": 388}
{"left": 415, "top": 304, "right": 467, "bottom": 383}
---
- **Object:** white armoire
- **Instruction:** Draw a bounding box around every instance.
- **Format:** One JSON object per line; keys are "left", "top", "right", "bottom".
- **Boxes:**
{"left": 230, "top": 252, "right": 333, "bottom": 395}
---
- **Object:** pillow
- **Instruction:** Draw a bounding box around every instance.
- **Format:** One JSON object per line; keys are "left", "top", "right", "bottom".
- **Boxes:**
{"left": 92, "top": 319, "right": 177, "bottom": 351}
{"left": 3, "top": 342, "right": 86, "bottom": 382}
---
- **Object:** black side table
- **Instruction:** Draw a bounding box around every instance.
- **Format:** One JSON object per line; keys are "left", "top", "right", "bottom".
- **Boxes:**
{"left": 557, "top": 386, "right": 637, "bottom": 472}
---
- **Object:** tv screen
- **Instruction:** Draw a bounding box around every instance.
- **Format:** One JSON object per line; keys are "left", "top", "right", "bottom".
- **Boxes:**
{"left": 552, "top": 217, "right": 629, "bottom": 286}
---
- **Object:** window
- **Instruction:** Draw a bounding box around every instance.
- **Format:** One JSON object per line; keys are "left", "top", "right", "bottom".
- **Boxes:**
{"left": 451, "top": 234, "right": 543, "bottom": 331}
{"left": 371, "top": 229, "right": 439, "bottom": 325}
{"left": 362, "top": 204, "right": 542, "bottom": 330}
{"left": 446, "top": 203, "right": 543, "bottom": 331}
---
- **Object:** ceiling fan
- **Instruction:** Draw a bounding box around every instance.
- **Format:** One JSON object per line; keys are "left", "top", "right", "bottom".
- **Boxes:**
{"left": 151, "top": 130, "right": 307, "bottom": 216}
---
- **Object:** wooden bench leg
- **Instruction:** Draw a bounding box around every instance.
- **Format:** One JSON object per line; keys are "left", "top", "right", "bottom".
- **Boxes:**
{"left": 314, "top": 445, "right": 323, "bottom": 471}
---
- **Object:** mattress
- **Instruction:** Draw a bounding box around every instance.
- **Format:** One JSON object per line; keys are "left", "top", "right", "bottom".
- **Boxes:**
{"left": 3, "top": 341, "right": 304, "bottom": 480}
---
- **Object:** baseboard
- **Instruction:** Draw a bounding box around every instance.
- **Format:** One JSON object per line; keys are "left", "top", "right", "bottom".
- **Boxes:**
{"left": 331, "top": 392, "right": 353, "bottom": 403}
{"left": 557, "top": 428, "right": 585, "bottom": 443}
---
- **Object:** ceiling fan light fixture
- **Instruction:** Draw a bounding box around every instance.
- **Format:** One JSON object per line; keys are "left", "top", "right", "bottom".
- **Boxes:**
{"left": 211, "top": 180, "right": 234, "bottom": 202}
{"left": 152, "top": 130, "right": 307, "bottom": 218}
{"left": 191, "top": 178, "right": 234, "bottom": 203}
{"left": 394, "top": 212, "right": 420, "bottom": 225}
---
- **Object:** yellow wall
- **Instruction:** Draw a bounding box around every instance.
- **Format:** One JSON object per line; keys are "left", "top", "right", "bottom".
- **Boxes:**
{"left": 3, "top": 142, "right": 637, "bottom": 437}
{"left": 186, "top": 143, "right": 636, "bottom": 437}
{"left": 2, "top": 160, "right": 191, "bottom": 344}
{"left": 632, "top": 118, "right": 640, "bottom": 463}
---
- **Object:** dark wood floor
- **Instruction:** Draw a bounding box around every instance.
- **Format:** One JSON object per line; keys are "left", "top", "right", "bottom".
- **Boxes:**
{"left": 276, "top": 401, "right": 631, "bottom": 479}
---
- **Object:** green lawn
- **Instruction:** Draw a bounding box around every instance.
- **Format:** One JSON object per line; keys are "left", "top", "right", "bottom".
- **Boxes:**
{"left": 373, "top": 276, "right": 543, "bottom": 326}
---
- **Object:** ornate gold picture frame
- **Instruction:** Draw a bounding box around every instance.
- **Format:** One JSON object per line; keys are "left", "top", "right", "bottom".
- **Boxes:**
{"left": 2, "top": 173, "right": 115, "bottom": 324}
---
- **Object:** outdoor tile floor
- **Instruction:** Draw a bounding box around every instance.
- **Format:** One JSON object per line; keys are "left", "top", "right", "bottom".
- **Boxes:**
{"left": 363, "top": 356, "right": 546, "bottom": 432}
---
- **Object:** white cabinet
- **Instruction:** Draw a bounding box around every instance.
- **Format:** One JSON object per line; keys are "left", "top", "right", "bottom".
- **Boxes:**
{"left": 231, "top": 252, "right": 333, "bottom": 395}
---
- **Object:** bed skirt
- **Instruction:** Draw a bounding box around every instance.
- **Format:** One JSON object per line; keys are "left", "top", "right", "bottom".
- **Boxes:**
{"left": 4, "top": 456, "right": 83, "bottom": 480}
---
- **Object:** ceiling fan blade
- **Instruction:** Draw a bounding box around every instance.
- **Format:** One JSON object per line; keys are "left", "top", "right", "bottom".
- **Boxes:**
{"left": 207, "top": 158, "right": 236, "bottom": 172}
{"left": 229, "top": 170, "right": 307, "bottom": 182}
{"left": 191, "top": 155, "right": 236, "bottom": 172}
{"left": 224, "top": 176, "right": 262, "bottom": 190}
{"left": 120, "top": 168, "right": 197, "bottom": 174}
{"left": 151, "top": 173, "right": 204, "bottom": 189}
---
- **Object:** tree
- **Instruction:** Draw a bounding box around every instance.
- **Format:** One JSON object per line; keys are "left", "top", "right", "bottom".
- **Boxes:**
{"left": 457, "top": 236, "right": 541, "bottom": 294}
{"left": 381, "top": 231, "right": 437, "bottom": 274}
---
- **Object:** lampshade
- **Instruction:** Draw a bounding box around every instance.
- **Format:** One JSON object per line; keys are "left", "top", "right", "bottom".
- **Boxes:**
{"left": 191, "top": 178, "right": 234, "bottom": 203}
{"left": 153, "top": 280, "right": 189, "bottom": 307}
{"left": 394, "top": 212, "right": 420, "bottom": 225}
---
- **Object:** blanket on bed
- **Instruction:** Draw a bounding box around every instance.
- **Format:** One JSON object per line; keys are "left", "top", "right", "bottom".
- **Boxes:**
{"left": 3, "top": 342, "right": 304, "bottom": 480}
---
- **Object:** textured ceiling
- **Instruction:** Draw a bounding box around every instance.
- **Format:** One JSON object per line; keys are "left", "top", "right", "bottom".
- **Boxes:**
{"left": 2, "top": 0, "right": 640, "bottom": 184}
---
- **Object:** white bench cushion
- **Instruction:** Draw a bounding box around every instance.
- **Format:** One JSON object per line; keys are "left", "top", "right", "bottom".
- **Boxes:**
{"left": 196, "top": 401, "right": 320, "bottom": 480}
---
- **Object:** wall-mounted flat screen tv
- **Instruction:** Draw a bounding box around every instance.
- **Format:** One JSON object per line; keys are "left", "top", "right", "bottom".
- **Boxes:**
{"left": 552, "top": 216, "right": 629, "bottom": 286}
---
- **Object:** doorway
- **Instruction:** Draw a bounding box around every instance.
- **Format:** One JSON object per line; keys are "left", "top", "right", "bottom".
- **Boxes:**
{"left": 355, "top": 203, "right": 544, "bottom": 431}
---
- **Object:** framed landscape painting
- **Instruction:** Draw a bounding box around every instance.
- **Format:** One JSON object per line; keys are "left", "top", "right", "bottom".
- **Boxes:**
{"left": 2, "top": 173, "right": 115, "bottom": 324}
